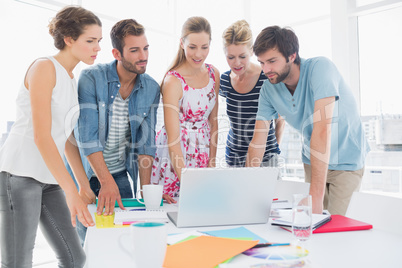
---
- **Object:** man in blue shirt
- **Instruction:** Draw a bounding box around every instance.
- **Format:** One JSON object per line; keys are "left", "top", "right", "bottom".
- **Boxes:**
{"left": 73, "top": 19, "right": 160, "bottom": 224}
{"left": 246, "top": 26, "right": 369, "bottom": 215}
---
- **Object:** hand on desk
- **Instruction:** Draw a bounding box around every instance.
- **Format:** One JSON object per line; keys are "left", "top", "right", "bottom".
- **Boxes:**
{"left": 163, "top": 193, "right": 177, "bottom": 204}
{"left": 96, "top": 180, "right": 125, "bottom": 215}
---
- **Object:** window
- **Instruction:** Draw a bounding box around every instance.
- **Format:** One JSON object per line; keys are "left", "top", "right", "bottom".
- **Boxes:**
{"left": 357, "top": 4, "right": 402, "bottom": 196}
{"left": 356, "top": 0, "right": 385, "bottom": 7}
{"left": 358, "top": 6, "right": 402, "bottom": 116}
{"left": 0, "top": 1, "right": 55, "bottom": 137}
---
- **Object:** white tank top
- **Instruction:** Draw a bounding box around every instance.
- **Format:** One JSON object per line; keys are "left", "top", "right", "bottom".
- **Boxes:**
{"left": 0, "top": 56, "right": 79, "bottom": 184}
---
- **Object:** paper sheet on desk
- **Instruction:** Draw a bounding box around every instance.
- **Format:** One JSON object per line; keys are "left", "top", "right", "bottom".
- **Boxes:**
{"left": 167, "top": 231, "right": 206, "bottom": 245}
{"left": 201, "top": 227, "right": 268, "bottom": 244}
{"left": 163, "top": 236, "right": 258, "bottom": 268}
{"left": 271, "top": 200, "right": 292, "bottom": 209}
{"left": 113, "top": 209, "right": 169, "bottom": 225}
{"left": 219, "top": 245, "right": 310, "bottom": 268}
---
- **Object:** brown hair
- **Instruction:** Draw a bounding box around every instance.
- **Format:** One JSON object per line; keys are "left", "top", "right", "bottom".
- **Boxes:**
{"left": 48, "top": 6, "right": 101, "bottom": 50}
{"left": 168, "top": 16, "right": 211, "bottom": 72}
{"left": 160, "top": 16, "right": 211, "bottom": 89}
{"left": 110, "top": 19, "right": 145, "bottom": 55}
{"left": 222, "top": 20, "right": 253, "bottom": 49}
{"left": 253, "top": 25, "right": 300, "bottom": 65}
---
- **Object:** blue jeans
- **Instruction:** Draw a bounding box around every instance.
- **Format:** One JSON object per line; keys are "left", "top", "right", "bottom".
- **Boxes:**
{"left": 76, "top": 170, "right": 133, "bottom": 245}
{"left": 0, "top": 172, "right": 85, "bottom": 268}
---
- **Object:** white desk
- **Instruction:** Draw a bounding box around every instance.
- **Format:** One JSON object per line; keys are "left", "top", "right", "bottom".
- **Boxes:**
{"left": 84, "top": 204, "right": 402, "bottom": 268}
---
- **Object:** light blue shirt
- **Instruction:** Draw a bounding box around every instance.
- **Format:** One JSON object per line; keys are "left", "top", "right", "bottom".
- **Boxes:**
{"left": 256, "top": 57, "right": 370, "bottom": 171}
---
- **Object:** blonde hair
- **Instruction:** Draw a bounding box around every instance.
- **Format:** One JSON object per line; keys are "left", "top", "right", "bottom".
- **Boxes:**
{"left": 222, "top": 20, "right": 253, "bottom": 49}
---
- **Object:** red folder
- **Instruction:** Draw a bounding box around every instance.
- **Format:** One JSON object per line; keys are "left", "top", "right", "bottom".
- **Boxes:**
{"left": 313, "top": 214, "right": 373, "bottom": 233}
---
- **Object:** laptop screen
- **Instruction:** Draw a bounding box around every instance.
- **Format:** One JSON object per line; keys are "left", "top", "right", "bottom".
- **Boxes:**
{"left": 169, "top": 167, "right": 279, "bottom": 228}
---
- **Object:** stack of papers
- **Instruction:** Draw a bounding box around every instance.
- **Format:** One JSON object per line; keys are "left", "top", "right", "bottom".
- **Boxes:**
{"left": 271, "top": 213, "right": 331, "bottom": 229}
{"left": 166, "top": 227, "right": 305, "bottom": 267}
{"left": 200, "top": 227, "right": 268, "bottom": 244}
{"left": 163, "top": 236, "right": 258, "bottom": 268}
{"left": 113, "top": 209, "right": 169, "bottom": 225}
{"left": 167, "top": 227, "right": 268, "bottom": 245}
{"left": 271, "top": 199, "right": 292, "bottom": 209}
{"left": 94, "top": 213, "right": 117, "bottom": 229}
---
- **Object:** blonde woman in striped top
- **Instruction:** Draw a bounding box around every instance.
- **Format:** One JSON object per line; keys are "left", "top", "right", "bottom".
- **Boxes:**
{"left": 220, "top": 20, "right": 284, "bottom": 167}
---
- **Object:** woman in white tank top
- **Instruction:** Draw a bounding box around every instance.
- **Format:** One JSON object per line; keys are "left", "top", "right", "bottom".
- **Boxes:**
{"left": 0, "top": 6, "right": 102, "bottom": 267}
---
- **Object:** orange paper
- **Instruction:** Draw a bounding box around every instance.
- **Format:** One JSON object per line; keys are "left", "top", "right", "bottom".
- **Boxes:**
{"left": 163, "top": 236, "right": 258, "bottom": 268}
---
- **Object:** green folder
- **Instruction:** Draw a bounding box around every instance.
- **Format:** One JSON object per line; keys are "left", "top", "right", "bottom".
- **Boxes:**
{"left": 95, "top": 198, "right": 163, "bottom": 208}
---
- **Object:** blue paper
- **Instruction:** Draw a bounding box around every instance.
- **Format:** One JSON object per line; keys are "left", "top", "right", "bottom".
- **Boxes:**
{"left": 201, "top": 226, "right": 268, "bottom": 244}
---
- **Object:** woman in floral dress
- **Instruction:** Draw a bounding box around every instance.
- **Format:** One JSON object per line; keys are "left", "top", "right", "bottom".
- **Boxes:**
{"left": 150, "top": 17, "right": 220, "bottom": 203}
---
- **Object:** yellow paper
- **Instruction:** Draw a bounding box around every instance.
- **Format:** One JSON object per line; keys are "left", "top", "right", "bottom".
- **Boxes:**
{"left": 94, "top": 212, "right": 127, "bottom": 228}
{"left": 163, "top": 236, "right": 258, "bottom": 268}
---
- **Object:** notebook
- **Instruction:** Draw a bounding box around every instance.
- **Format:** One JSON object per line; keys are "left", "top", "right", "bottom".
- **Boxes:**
{"left": 271, "top": 213, "right": 331, "bottom": 229}
{"left": 113, "top": 209, "right": 169, "bottom": 225}
{"left": 167, "top": 167, "right": 279, "bottom": 228}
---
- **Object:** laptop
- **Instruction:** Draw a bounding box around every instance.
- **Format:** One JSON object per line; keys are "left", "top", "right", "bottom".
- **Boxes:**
{"left": 167, "top": 167, "right": 279, "bottom": 228}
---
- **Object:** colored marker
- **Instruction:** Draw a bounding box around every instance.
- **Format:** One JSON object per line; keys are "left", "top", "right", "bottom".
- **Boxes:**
{"left": 122, "top": 221, "right": 141, "bottom": 225}
{"left": 252, "top": 243, "right": 290, "bottom": 248}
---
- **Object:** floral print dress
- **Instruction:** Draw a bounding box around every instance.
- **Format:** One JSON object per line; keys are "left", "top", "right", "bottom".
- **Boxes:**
{"left": 151, "top": 64, "right": 216, "bottom": 197}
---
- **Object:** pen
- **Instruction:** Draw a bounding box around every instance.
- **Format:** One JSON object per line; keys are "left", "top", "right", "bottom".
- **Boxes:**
{"left": 252, "top": 243, "right": 290, "bottom": 248}
{"left": 129, "top": 208, "right": 146, "bottom": 211}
